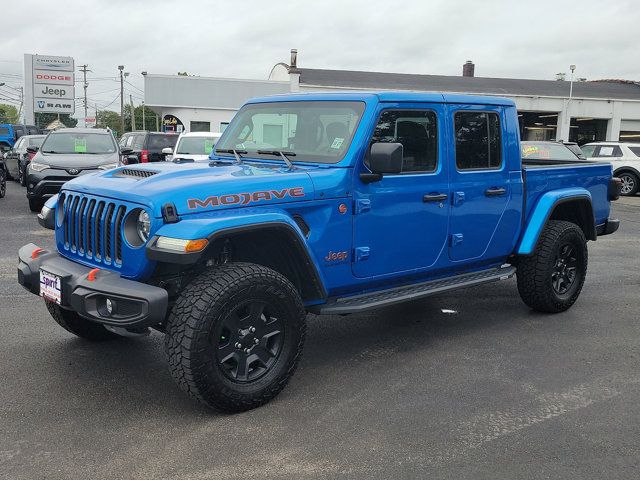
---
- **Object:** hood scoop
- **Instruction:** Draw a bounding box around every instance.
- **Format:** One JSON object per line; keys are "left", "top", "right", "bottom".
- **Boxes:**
{"left": 116, "top": 168, "right": 159, "bottom": 179}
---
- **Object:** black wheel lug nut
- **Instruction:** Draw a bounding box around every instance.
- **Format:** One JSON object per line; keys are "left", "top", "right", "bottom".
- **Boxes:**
{"left": 235, "top": 342, "right": 242, "bottom": 349}
{"left": 243, "top": 348, "right": 251, "bottom": 354}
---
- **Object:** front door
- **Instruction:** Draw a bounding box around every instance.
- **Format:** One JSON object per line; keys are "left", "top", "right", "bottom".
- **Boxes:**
{"left": 447, "top": 106, "right": 511, "bottom": 262}
{"left": 352, "top": 104, "right": 450, "bottom": 278}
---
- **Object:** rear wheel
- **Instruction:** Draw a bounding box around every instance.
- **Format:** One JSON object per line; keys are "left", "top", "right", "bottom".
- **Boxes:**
{"left": 45, "top": 301, "right": 121, "bottom": 341}
{"left": 618, "top": 172, "right": 639, "bottom": 196}
{"left": 164, "top": 262, "right": 306, "bottom": 412}
{"left": 517, "top": 220, "right": 588, "bottom": 313}
{"left": 19, "top": 163, "right": 26, "bottom": 186}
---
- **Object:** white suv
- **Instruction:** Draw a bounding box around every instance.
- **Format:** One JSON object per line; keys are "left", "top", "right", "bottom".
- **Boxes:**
{"left": 582, "top": 142, "right": 640, "bottom": 196}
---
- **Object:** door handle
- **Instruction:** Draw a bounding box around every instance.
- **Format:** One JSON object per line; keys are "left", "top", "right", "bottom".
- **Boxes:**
{"left": 484, "top": 187, "right": 506, "bottom": 197}
{"left": 423, "top": 193, "right": 448, "bottom": 203}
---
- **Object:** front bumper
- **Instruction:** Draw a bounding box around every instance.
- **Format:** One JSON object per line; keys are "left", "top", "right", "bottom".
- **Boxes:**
{"left": 18, "top": 243, "right": 168, "bottom": 327}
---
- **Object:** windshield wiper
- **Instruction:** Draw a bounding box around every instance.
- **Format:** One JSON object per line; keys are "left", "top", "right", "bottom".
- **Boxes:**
{"left": 256, "top": 150, "right": 296, "bottom": 170}
{"left": 215, "top": 148, "right": 247, "bottom": 165}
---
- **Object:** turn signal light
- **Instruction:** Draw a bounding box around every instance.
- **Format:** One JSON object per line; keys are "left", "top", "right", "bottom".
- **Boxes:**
{"left": 185, "top": 239, "right": 209, "bottom": 253}
{"left": 156, "top": 236, "right": 208, "bottom": 253}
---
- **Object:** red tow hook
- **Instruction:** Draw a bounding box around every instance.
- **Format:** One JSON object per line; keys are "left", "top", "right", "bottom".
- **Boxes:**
{"left": 87, "top": 268, "right": 100, "bottom": 282}
{"left": 31, "top": 247, "right": 44, "bottom": 259}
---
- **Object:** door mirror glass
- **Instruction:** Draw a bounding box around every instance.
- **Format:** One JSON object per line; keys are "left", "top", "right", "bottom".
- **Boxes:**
{"left": 369, "top": 142, "right": 403, "bottom": 174}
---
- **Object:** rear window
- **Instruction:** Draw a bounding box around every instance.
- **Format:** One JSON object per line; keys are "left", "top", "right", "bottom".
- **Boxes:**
{"left": 28, "top": 137, "right": 44, "bottom": 148}
{"left": 521, "top": 142, "right": 580, "bottom": 161}
{"left": 41, "top": 132, "right": 117, "bottom": 154}
{"left": 454, "top": 111, "right": 502, "bottom": 170}
{"left": 147, "top": 134, "right": 178, "bottom": 150}
{"left": 628, "top": 146, "right": 640, "bottom": 157}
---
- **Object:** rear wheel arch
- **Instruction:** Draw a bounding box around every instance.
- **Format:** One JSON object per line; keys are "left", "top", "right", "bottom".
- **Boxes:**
{"left": 547, "top": 197, "right": 596, "bottom": 241}
{"left": 203, "top": 223, "right": 326, "bottom": 303}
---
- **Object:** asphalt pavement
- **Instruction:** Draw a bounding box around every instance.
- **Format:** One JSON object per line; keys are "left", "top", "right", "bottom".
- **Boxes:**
{"left": 1, "top": 180, "right": 639, "bottom": 479}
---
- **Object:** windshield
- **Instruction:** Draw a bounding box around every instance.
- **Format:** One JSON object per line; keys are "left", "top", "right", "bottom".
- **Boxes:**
{"left": 215, "top": 101, "right": 365, "bottom": 164}
{"left": 41, "top": 132, "right": 116, "bottom": 154}
{"left": 521, "top": 142, "right": 580, "bottom": 161}
{"left": 176, "top": 136, "right": 219, "bottom": 155}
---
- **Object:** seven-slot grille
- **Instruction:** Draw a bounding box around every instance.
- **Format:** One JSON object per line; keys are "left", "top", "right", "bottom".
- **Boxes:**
{"left": 60, "top": 193, "right": 129, "bottom": 266}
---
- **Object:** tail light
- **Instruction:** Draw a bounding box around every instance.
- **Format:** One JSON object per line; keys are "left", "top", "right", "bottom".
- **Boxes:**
{"left": 28, "top": 152, "right": 36, "bottom": 161}
{"left": 609, "top": 177, "right": 622, "bottom": 201}
{"left": 141, "top": 149, "right": 149, "bottom": 163}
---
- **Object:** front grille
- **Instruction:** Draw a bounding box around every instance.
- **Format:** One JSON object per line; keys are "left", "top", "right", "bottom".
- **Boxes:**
{"left": 61, "top": 193, "right": 130, "bottom": 266}
{"left": 118, "top": 168, "right": 158, "bottom": 178}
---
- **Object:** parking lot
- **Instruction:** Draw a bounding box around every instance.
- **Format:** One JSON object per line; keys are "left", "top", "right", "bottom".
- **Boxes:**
{"left": 1, "top": 180, "right": 639, "bottom": 479}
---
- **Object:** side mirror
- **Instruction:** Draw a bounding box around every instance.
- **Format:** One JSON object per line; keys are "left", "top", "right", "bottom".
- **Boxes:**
{"left": 369, "top": 142, "right": 403, "bottom": 173}
{"left": 361, "top": 142, "right": 403, "bottom": 183}
{"left": 26, "top": 146, "right": 39, "bottom": 154}
{"left": 126, "top": 155, "right": 139, "bottom": 165}
{"left": 162, "top": 147, "right": 173, "bottom": 155}
{"left": 120, "top": 148, "right": 133, "bottom": 156}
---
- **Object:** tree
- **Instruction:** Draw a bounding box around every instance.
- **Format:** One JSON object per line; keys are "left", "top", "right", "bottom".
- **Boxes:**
{"left": 96, "top": 110, "right": 121, "bottom": 133}
{"left": 34, "top": 112, "right": 77, "bottom": 128}
{"left": 0, "top": 104, "right": 19, "bottom": 123}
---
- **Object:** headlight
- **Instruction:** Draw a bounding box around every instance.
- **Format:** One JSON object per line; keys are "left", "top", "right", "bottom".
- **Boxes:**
{"left": 98, "top": 163, "right": 119, "bottom": 170}
{"left": 137, "top": 210, "right": 151, "bottom": 242}
{"left": 29, "top": 161, "right": 49, "bottom": 172}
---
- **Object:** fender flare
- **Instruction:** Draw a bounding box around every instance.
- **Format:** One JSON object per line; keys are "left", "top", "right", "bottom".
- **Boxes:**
{"left": 146, "top": 208, "right": 327, "bottom": 299}
{"left": 516, "top": 188, "right": 594, "bottom": 255}
{"left": 613, "top": 165, "right": 640, "bottom": 178}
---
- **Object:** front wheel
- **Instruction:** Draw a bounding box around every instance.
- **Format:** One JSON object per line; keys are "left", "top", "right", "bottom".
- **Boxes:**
{"left": 29, "top": 197, "right": 43, "bottom": 213}
{"left": 19, "top": 164, "right": 26, "bottom": 186}
{"left": 164, "top": 262, "right": 306, "bottom": 413}
{"left": 517, "top": 220, "right": 588, "bottom": 313}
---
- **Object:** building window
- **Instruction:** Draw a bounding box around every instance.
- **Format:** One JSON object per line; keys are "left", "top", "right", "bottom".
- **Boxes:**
{"left": 454, "top": 112, "right": 502, "bottom": 170}
{"left": 190, "top": 121, "right": 210, "bottom": 132}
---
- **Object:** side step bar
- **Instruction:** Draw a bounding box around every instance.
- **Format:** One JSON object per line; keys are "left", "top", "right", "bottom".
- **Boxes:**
{"left": 319, "top": 265, "right": 516, "bottom": 315}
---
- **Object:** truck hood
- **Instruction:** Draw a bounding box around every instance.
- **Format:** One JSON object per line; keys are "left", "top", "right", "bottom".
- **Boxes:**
{"left": 36, "top": 152, "right": 119, "bottom": 169}
{"left": 62, "top": 161, "right": 317, "bottom": 217}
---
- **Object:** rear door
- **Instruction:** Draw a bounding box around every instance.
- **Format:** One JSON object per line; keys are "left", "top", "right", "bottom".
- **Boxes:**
{"left": 146, "top": 134, "right": 178, "bottom": 162}
{"left": 447, "top": 106, "right": 512, "bottom": 262}
{"left": 352, "top": 103, "right": 450, "bottom": 278}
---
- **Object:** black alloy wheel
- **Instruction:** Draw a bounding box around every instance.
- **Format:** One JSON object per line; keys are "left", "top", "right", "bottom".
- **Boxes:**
{"left": 216, "top": 299, "right": 284, "bottom": 382}
{"left": 551, "top": 243, "right": 578, "bottom": 295}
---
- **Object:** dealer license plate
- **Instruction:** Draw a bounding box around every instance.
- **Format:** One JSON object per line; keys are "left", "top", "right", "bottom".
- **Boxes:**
{"left": 40, "top": 270, "right": 62, "bottom": 304}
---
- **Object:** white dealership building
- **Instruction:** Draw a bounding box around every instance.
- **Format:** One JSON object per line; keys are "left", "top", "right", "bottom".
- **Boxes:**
{"left": 144, "top": 50, "right": 640, "bottom": 144}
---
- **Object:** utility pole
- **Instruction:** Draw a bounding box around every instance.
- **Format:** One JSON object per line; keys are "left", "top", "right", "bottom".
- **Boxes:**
{"left": 142, "top": 101, "right": 146, "bottom": 131}
{"left": 118, "top": 65, "right": 125, "bottom": 135}
{"left": 130, "top": 94, "right": 135, "bottom": 131}
{"left": 79, "top": 64, "right": 91, "bottom": 125}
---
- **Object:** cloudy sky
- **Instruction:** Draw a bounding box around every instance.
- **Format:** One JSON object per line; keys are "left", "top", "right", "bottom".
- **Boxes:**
{"left": 1, "top": 0, "right": 638, "bottom": 118}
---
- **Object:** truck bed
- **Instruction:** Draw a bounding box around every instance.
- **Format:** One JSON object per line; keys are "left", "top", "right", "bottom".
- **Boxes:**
{"left": 522, "top": 160, "right": 613, "bottom": 227}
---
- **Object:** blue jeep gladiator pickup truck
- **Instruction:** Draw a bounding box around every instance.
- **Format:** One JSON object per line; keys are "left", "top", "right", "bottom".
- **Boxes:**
{"left": 18, "top": 92, "right": 621, "bottom": 412}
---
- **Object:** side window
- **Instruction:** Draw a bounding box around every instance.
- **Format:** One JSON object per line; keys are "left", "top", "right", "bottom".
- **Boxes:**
{"left": 14, "top": 138, "right": 25, "bottom": 151}
{"left": 118, "top": 135, "right": 129, "bottom": 148}
{"left": 370, "top": 110, "right": 438, "bottom": 172}
{"left": 595, "top": 145, "right": 622, "bottom": 158}
{"left": 454, "top": 111, "right": 502, "bottom": 170}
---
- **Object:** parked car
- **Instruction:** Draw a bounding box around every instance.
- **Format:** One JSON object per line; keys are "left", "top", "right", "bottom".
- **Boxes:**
{"left": 118, "top": 131, "right": 178, "bottom": 164}
{"left": 581, "top": 141, "right": 640, "bottom": 195}
{"left": 521, "top": 141, "right": 586, "bottom": 162}
{"left": 0, "top": 154, "right": 6, "bottom": 198}
{"left": 26, "top": 128, "right": 121, "bottom": 212}
{"left": 20, "top": 92, "right": 620, "bottom": 413}
{"left": 3, "top": 134, "right": 46, "bottom": 185}
{"left": 0, "top": 124, "right": 41, "bottom": 150}
{"left": 163, "top": 131, "right": 222, "bottom": 162}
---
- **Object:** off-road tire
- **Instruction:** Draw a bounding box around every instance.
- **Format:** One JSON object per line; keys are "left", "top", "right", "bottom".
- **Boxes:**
{"left": 618, "top": 172, "right": 639, "bottom": 196}
{"left": 29, "top": 197, "right": 43, "bottom": 213}
{"left": 164, "top": 262, "right": 306, "bottom": 413}
{"left": 517, "top": 220, "right": 588, "bottom": 313}
{"left": 45, "top": 300, "right": 121, "bottom": 341}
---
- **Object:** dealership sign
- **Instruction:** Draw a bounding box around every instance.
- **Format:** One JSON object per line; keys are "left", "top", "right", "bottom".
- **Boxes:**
{"left": 33, "top": 99, "right": 75, "bottom": 113}
{"left": 24, "top": 53, "right": 75, "bottom": 122}
{"left": 34, "top": 71, "right": 74, "bottom": 86}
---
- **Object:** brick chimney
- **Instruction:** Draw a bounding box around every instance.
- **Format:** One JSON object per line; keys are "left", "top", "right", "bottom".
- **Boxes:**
{"left": 463, "top": 60, "right": 475, "bottom": 77}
